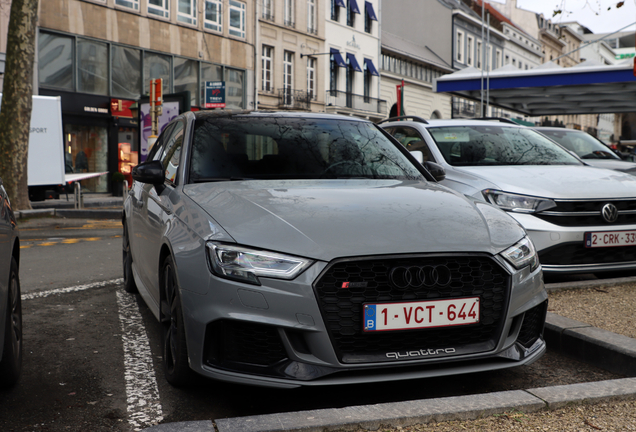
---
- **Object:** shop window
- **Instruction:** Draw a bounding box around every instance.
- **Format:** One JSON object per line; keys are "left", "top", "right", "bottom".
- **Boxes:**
{"left": 148, "top": 0, "right": 170, "bottom": 18}
{"left": 225, "top": 68, "right": 245, "bottom": 109}
{"left": 64, "top": 124, "right": 109, "bottom": 193}
{"left": 115, "top": 0, "right": 139, "bottom": 10}
{"left": 143, "top": 52, "right": 171, "bottom": 96}
{"left": 39, "top": 32, "right": 74, "bottom": 91}
{"left": 174, "top": 57, "right": 198, "bottom": 107}
{"left": 229, "top": 0, "right": 246, "bottom": 38}
{"left": 178, "top": 0, "right": 197, "bottom": 25}
{"left": 118, "top": 128, "right": 139, "bottom": 187}
{"left": 112, "top": 46, "right": 141, "bottom": 99}
{"left": 77, "top": 39, "right": 108, "bottom": 95}
{"left": 204, "top": 0, "right": 223, "bottom": 31}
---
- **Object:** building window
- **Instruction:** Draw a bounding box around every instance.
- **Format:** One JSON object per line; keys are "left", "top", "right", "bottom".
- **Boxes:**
{"left": 148, "top": 0, "right": 170, "bottom": 18}
{"left": 174, "top": 57, "right": 198, "bottom": 107}
{"left": 363, "top": 68, "right": 371, "bottom": 101}
{"left": 39, "top": 32, "right": 74, "bottom": 91}
{"left": 263, "top": 0, "right": 274, "bottom": 20}
{"left": 178, "top": 0, "right": 197, "bottom": 25}
{"left": 364, "top": 1, "right": 377, "bottom": 33}
{"left": 456, "top": 30, "right": 464, "bottom": 63}
{"left": 284, "top": 0, "right": 295, "bottom": 28}
{"left": 496, "top": 49, "right": 501, "bottom": 69}
{"left": 205, "top": 0, "right": 222, "bottom": 31}
{"left": 226, "top": 68, "right": 245, "bottom": 109}
{"left": 476, "top": 41, "right": 481, "bottom": 69}
{"left": 112, "top": 45, "right": 141, "bottom": 99}
{"left": 307, "top": 0, "right": 316, "bottom": 34}
{"left": 306, "top": 57, "right": 316, "bottom": 100}
{"left": 283, "top": 51, "right": 294, "bottom": 105}
{"left": 200, "top": 62, "right": 223, "bottom": 104}
{"left": 115, "top": 0, "right": 139, "bottom": 10}
{"left": 331, "top": 0, "right": 340, "bottom": 21}
{"left": 330, "top": 56, "right": 338, "bottom": 92}
{"left": 466, "top": 35, "right": 473, "bottom": 66}
{"left": 77, "top": 38, "right": 108, "bottom": 95}
{"left": 229, "top": 0, "right": 246, "bottom": 38}
{"left": 346, "top": 0, "right": 355, "bottom": 27}
{"left": 262, "top": 46, "right": 273, "bottom": 92}
{"left": 143, "top": 52, "right": 171, "bottom": 96}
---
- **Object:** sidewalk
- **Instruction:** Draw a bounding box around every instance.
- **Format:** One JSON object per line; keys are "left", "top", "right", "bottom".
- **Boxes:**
{"left": 16, "top": 196, "right": 636, "bottom": 432}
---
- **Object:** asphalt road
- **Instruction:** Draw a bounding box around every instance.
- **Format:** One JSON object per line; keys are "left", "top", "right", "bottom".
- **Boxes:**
{"left": 0, "top": 217, "right": 623, "bottom": 431}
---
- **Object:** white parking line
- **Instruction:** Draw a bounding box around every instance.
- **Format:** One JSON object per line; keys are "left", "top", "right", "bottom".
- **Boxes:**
{"left": 116, "top": 289, "right": 164, "bottom": 431}
{"left": 22, "top": 279, "right": 164, "bottom": 431}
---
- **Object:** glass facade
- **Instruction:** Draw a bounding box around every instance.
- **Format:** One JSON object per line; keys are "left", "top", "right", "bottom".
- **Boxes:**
{"left": 77, "top": 39, "right": 108, "bottom": 95}
{"left": 112, "top": 45, "right": 141, "bottom": 99}
{"left": 64, "top": 124, "right": 109, "bottom": 193}
{"left": 174, "top": 57, "right": 199, "bottom": 107}
{"left": 38, "top": 32, "right": 74, "bottom": 90}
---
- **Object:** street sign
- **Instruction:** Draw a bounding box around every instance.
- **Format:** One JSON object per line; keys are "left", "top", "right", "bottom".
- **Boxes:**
{"left": 205, "top": 81, "right": 226, "bottom": 108}
{"left": 151, "top": 79, "right": 163, "bottom": 106}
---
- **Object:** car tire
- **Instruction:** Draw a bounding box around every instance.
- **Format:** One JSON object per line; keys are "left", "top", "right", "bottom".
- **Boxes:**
{"left": 161, "top": 255, "right": 192, "bottom": 386}
{"left": 0, "top": 257, "right": 22, "bottom": 388}
{"left": 122, "top": 221, "right": 138, "bottom": 294}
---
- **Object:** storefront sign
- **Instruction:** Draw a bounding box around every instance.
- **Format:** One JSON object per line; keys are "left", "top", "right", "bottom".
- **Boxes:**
{"left": 346, "top": 35, "right": 361, "bottom": 50}
{"left": 111, "top": 99, "right": 135, "bottom": 118}
{"left": 84, "top": 106, "right": 109, "bottom": 114}
{"left": 205, "top": 81, "right": 226, "bottom": 108}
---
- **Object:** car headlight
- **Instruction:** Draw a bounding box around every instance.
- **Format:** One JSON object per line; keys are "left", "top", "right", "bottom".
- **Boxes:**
{"left": 483, "top": 190, "right": 556, "bottom": 213}
{"left": 501, "top": 237, "right": 539, "bottom": 271}
{"left": 206, "top": 242, "right": 313, "bottom": 285}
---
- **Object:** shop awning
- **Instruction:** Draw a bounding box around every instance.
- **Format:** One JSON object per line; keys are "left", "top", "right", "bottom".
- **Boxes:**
{"left": 435, "top": 60, "right": 636, "bottom": 116}
{"left": 365, "top": 1, "right": 378, "bottom": 21}
{"left": 335, "top": 0, "right": 346, "bottom": 7}
{"left": 347, "top": 53, "right": 362, "bottom": 72}
{"left": 330, "top": 48, "right": 347, "bottom": 68}
{"left": 349, "top": 0, "right": 361, "bottom": 14}
{"left": 364, "top": 58, "right": 379, "bottom": 76}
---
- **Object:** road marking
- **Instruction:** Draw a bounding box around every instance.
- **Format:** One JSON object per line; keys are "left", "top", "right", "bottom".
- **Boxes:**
{"left": 19, "top": 235, "right": 121, "bottom": 249}
{"left": 117, "top": 289, "right": 164, "bottom": 431}
{"left": 22, "top": 279, "right": 165, "bottom": 431}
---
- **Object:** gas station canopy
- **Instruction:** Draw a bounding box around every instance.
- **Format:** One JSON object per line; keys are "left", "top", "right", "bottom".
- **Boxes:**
{"left": 435, "top": 60, "right": 636, "bottom": 116}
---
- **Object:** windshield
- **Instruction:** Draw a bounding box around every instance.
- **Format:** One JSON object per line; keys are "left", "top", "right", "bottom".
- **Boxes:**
{"left": 189, "top": 116, "right": 424, "bottom": 182}
{"left": 536, "top": 129, "right": 620, "bottom": 160}
{"left": 428, "top": 125, "right": 582, "bottom": 167}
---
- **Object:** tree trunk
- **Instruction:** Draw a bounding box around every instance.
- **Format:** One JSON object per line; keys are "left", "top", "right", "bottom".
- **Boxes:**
{"left": 0, "top": 0, "right": 39, "bottom": 211}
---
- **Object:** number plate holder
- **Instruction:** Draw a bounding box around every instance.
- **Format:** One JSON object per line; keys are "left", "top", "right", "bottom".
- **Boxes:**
{"left": 363, "top": 297, "right": 480, "bottom": 332}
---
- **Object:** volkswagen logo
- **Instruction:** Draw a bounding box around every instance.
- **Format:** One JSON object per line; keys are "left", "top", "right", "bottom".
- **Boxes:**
{"left": 389, "top": 265, "right": 452, "bottom": 289}
{"left": 601, "top": 203, "right": 619, "bottom": 223}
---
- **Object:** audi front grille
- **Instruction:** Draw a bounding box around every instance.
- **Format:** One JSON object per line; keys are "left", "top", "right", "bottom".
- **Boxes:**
{"left": 313, "top": 254, "right": 511, "bottom": 364}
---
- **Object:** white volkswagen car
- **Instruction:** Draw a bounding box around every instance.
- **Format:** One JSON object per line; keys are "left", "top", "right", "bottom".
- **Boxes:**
{"left": 381, "top": 117, "right": 636, "bottom": 276}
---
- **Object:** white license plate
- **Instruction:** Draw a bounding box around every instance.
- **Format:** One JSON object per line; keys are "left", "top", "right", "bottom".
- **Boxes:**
{"left": 363, "top": 297, "right": 480, "bottom": 332}
{"left": 585, "top": 230, "right": 636, "bottom": 248}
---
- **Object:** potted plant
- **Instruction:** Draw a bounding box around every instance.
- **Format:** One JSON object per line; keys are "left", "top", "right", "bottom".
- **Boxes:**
{"left": 112, "top": 171, "right": 125, "bottom": 197}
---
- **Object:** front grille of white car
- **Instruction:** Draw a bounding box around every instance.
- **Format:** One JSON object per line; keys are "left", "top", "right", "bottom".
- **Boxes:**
{"left": 536, "top": 199, "right": 636, "bottom": 227}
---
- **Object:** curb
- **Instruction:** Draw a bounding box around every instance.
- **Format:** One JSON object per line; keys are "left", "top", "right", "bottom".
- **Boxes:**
{"left": 15, "top": 208, "right": 122, "bottom": 220}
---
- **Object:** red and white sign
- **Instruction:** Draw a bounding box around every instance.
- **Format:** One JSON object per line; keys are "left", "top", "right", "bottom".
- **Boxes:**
{"left": 110, "top": 99, "right": 135, "bottom": 118}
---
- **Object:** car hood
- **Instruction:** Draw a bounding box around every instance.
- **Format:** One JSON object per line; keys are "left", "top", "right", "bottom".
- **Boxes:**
{"left": 453, "top": 165, "right": 636, "bottom": 199}
{"left": 582, "top": 159, "right": 636, "bottom": 175}
{"left": 184, "top": 180, "right": 525, "bottom": 261}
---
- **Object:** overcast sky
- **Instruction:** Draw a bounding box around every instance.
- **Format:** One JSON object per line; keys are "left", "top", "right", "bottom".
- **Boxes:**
{"left": 490, "top": 0, "right": 636, "bottom": 34}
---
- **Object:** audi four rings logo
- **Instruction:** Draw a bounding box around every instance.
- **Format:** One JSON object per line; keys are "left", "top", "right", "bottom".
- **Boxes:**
{"left": 601, "top": 203, "right": 619, "bottom": 223}
{"left": 389, "top": 265, "right": 452, "bottom": 288}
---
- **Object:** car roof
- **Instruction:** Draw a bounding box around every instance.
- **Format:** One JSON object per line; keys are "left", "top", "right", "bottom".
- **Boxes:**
{"left": 192, "top": 109, "right": 369, "bottom": 123}
{"left": 382, "top": 118, "right": 526, "bottom": 129}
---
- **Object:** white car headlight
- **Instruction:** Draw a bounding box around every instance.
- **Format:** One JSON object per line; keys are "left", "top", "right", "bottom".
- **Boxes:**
{"left": 501, "top": 237, "right": 539, "bottom": 271}
{"left": 483, "top": 190, "right": 556, "bottom": 214}
{"left": 206, "top": 242, "right": 313, "bottom": 285}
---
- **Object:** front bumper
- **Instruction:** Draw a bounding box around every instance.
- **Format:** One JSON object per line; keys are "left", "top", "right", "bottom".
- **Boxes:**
{"left": 510, "top": 213, "right": 636, "bottom": 274}
{"left": 178, "top": 253, "right": 547, "bottom": 388}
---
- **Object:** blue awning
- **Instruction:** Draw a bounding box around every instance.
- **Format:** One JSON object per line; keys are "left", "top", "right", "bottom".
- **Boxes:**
{"left": 365, "top": 1, "right": 377, "bottom": 20}
{"left": 349, "top": 0, "right": 361, "bottom": 14}
{"left": 330, "top": 48, "right": 347, "bottom": 68}
{"left": 364, "top": 58, "right": 379, "bottom": 76}
{"left": 435, "top": 61, "right": 636, "bottom": 116}
{"left": 347, "top": 53, "right": 362, "bottom": 72}
{"left": 334, "top": 0, "right": 346, "bottom": 7}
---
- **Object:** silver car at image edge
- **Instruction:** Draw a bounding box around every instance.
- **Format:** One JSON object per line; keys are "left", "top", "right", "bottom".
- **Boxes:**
{"left": 0, "top": 177, "right": 22, "bottom": 388}
{"left": 381, "top": 117, "right": 636, "bottom": 276}
{"left": 123, "top": 110, "right": 547, "bottom": 388}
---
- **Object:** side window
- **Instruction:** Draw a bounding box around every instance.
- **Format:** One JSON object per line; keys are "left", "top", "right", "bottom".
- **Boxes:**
{"left": 386, "top": 126, "right": 434, "bottom": 162}
{"left": 147, "top": 123, "right": 175, "bottom": 162}
{"left": 160, "top": 122, "right": 185, "bottom": 185}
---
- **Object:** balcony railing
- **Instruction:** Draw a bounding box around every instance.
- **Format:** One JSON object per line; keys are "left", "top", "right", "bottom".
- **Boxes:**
{"left": 278, "top": 88, "right": 310, "bottom": 110}
{"left": 284, "top": 19, "right": 295, "bottom": 28}
{"left": 262, "top": 11, "right": 275, "bottom": 21}
{"left": 326, "top": 90, "right": 387, "bottom": 114}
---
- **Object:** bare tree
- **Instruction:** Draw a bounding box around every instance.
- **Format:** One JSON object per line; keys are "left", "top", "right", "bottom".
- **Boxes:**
{"left": 0, "top": 0, "right": 39, "bottom": 210}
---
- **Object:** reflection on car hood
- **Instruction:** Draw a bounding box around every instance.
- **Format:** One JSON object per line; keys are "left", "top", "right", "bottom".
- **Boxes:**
{"left": 184, "top": 180, "right": 524, "bottom": 261}
{"left": 583, "top": 159, "right": 636, "bottom": 175}
{"left": 455, "top": 165, "right": 636, "bottom": 199}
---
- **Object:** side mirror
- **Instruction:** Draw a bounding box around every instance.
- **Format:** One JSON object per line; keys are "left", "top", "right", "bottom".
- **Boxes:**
{"left": 424, "top": 161, "right": 446, "bottom": 182}
{"left": 132, "top": 160, "right": 164, "bottom": 185}
{"left": 410, "top": 150, "right": 424, "bottom": 163}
